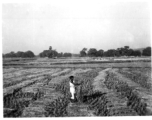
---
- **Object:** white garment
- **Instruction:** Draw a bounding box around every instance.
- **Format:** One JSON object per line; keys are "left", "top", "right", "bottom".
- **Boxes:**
{"left": 69, "top": 82, "right": 75, "bottom": 99}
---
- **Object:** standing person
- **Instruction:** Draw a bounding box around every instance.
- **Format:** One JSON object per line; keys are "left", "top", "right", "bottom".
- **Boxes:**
{"left": 69, "top": 75, "right": 83, "bottom": 103}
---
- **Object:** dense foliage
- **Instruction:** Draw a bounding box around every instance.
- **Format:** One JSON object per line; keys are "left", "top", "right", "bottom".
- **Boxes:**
{"left": 39, "top": 46, "right": 72, "bottom": 58}
{"left": 80, "top": 46, "right": 151, "bottom": 57}
{"left": 3, "top": 51, "right": 35, "bottom": 58}
{"left": 142, "top": 47, "right": 151, "bottom": 56}
{"left": 3, "top": 45, "right": 151, "bottom": 58}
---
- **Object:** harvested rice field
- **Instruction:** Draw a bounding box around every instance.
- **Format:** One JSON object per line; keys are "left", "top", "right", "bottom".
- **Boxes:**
{"left": 3, "top": 61, "right": 152, "bottom": 117}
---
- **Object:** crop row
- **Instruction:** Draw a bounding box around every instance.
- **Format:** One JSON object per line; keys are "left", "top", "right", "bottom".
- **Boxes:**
{"left": 45, "top": 68, "right": 90, "bottom": 116}
{"left": 104, "top": 72, "right": 147, "bottom": 115}
{"left": 44, "top": 77, "right": 70, "bottom": 117}
{"left": 85, "top": 91, "right": 109, "bottom": 116}
{"left": 4, "top": 86, "right": 44, "bottom": 117}
{"left": 3, "top": 68, "right": 51, "bottom": 80}
{"left": 51, "top": 68, "right": 71, "bottom": 77}
{"left": 76, "top": 69, "right": 110, "bottom": 116}
{"left": 4, "top": 69, "right": 60, "bottom": 88}
{"left": 4, "top": 69, "right": 95, "bottom": 117}
{"left": 4, "top": 68, "right": 60, "bottom": 83}
{"left": 3, "top": 75, "right": 43, "bottom": 96}
{"left": 44, "top": 69, "right": 100, "bottom": 117}
{"left": 19, "top": 69, "right": 73, "bottom": 95}
{"left": 3, "top": 68, "right": 23, "bottom": 74}
{"left": 119, "top": 69, "right": 151, "bottom": 90}
{"left": 3, "top": 68, "right": 36, "bottom": 79}
{"left": 44, "top": 96, "right": 69, "bottom": 117}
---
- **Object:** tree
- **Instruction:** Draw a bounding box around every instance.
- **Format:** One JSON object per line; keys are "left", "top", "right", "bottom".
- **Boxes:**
{"left": 49, "top": 46, "right": 52, "bottom": 51}
{"left": 3, "top": 51, "right": 17, "bottom": 57}
{"left": 10, "top": 51, "right": 17, "bottom": 57}
{"left": 124, "top": 46, "right": 129, "bottom": 50}
{"left": 57, "top": 52, "right": 63, "bottom": 57}
{"left": 103, "top": 49, "right": 116, "bottom": 57}
{"left": 63, "top": 53, "right": 72, "bottom": 57}
{"left": 39, "top": 46, "right": 59, "bottom": 58}
{"left": 25, "top": 51, "right": 35, "bottom": 57}
{"left": 48, "top": 46, "right": 58, "bottom": 58}
{"left": 127, "top": 49, "right": 134, "bottom": 56}
{"left": 49, "top": 50, "right": 58, "bottom": 58}
{"left": 115, "top": 48, "right": 121, "bottom": 57}
{"left": 87, "top": 48, "right": 98, "bottom": 57}
{"left": 22, "top": 52, "right": 28, "bottom": 58}
{"left": 96, "top": 49, "right": 104, "bottom": 57}
{"left": 119, "top": 47, "right": 125, "bottom": 56}
{"left": 39, "top": 50, "right": 48, "bottom": 57}
{"left": 16, "top": 51, "right": 24, "bottom": 57}
{"left": 80, "top": 48, "right": 87, "bottom": 57}
{"left": 47, "top": 51, "right": 53, "bottom": 58}
{"left": 124, "top": 46, "right": 130, "bottom": 56}
{"left": 3, "top": 50, "right": 35, "bottom": 58}
{"left": 115, "top": 50, "right": 120, "bottom": 57}
{"left": 142, "top": 47, "right": 151, "bottom": 56}
{"left": 132, "top": 50, "right": 141, "bottom": 56}
{"left": 80, "top": 51, "right": 86, "bottom": 57}
{"left": 39, "top": 53, "right": 44, "bottom": 57}
{"left": 82, "top": 48, "right": 87, "bottom": 51}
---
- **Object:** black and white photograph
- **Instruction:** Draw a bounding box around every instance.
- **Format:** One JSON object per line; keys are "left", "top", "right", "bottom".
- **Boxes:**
{"left": 1, "top": 0, "right": 152, "bottom": 118}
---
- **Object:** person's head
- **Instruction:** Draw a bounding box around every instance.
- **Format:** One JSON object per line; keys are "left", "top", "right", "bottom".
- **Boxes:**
{"left": 69, "top": 75, "right": 74, "bottom": 83}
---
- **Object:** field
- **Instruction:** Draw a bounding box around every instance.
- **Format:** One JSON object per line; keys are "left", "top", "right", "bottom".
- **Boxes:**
{"left": 3, "top": 57, "right": 152, "bottom": 117}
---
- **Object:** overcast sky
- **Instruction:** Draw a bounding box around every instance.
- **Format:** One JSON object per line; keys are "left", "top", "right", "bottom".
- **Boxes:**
{"left": 2, "top": 1, "right": 151, "bottom": 55}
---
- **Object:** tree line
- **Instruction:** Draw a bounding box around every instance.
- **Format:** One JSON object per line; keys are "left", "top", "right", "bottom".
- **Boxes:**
{"left": 39, "top": 46, "right": 72, "bottom": 58}
{"left": 3, "top": 46, "right": 151, "bottom": 58}
{"left": 80, "top": 46, "right": 151, "bottom": 57}
{"left": 3, "top": 46, "right": 72, "bottom": 58}
{"left": 3, "top": 51, "right": 35, "bottom": 58}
